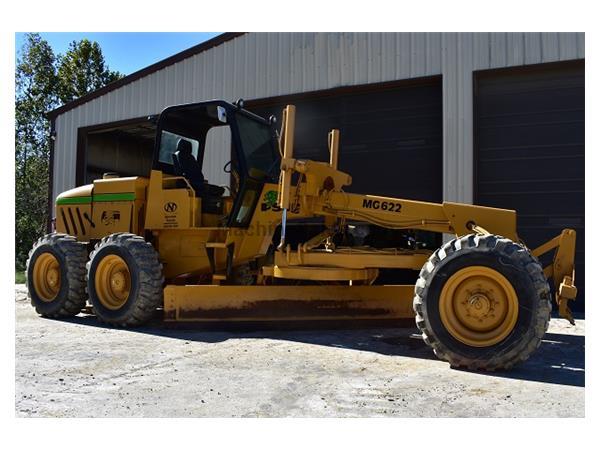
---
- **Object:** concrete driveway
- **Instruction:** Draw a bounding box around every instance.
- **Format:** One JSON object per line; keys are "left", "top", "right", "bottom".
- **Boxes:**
{"left": 15, "top": 285, "right": 584, "bottom": 417}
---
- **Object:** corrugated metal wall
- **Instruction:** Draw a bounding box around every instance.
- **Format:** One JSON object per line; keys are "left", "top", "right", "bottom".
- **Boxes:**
{"left": 52, "top": 32, "right": 584, "bottom": 208}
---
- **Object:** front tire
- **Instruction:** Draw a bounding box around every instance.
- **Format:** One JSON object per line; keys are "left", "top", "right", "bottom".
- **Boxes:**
{"left": 87, "top": 233, "right": 164, "bottom": 327}
{"left": 26, "top": 233, "right": 87, "bottom": 318}
{"left": 413, "top": 234, "right": 551, "bottom": 371}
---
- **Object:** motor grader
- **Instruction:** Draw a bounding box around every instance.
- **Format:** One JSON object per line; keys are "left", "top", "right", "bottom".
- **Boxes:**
{"left": 26, "top": 100, "right": 578, "bottom": 370}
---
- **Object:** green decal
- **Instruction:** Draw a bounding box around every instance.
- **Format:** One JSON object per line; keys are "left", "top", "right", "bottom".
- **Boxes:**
{"left": 92, "top": 192, "right": 136, "bottom": 202}
{"left": 56, "top": 196, "right": 92, "bottom": 205}
{"left": 264, "top": 190, "right": 278, "bottom": 208}
{"left": 56, "top": 192, "right": 135, "bottom": 205}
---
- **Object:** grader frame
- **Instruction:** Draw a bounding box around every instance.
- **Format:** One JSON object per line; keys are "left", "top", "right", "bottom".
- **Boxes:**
{"left": 155, "top": 105, "right": 576, "bottom": 325}
{"left": 29, "top": 99, "right": 579, "bottom": 370}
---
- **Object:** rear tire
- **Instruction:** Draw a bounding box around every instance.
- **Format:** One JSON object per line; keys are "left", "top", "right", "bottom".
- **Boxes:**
{"left": 87, "top": 233, "right": 164, "bottom": 327}
{"left": 413, "top": 234, "right": 551, "bottom": 371}
{"left": 26, "top": 233, "right": 87, "bottom": 318}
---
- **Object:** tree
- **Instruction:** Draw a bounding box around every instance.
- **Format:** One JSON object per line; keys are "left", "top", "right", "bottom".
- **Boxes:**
{"left": 15, "top": 33, "right": 58, "bottom": 270}
{"left": 15, "top": 33, "right": 124, "bottom": 270}
{"left": 15, "top": 34, "right": 58, "bottom": 166}
{"left": 57, "top": 39, "right": 123, "bottom": 104}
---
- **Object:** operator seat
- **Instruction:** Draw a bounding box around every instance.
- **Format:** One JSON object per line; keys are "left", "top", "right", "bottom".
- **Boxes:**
{"left": 172, "top": 139, "right": 225, "bottom": 198}
{"left": 172, "top": 139, "right": 225, "bottom": 215}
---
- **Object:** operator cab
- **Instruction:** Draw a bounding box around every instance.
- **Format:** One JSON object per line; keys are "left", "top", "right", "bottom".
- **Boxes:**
{"left": 153, "top": 100, "right": 280, "bottom": 227}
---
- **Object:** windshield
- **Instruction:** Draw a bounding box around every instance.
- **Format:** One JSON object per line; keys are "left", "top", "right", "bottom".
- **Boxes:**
{"left": 236, "top": 112, "right": 278, "bottom": 180}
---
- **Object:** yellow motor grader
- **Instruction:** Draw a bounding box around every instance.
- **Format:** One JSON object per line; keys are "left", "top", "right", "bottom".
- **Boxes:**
{"left": 26, "top": 100, "right": 578, "bottom": 370}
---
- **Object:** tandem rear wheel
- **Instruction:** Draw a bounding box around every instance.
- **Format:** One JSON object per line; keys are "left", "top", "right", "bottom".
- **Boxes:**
{"left": 26, "top": 233, "right": 87, "bottom": 318}
{"left": 86, "top": 233, "right": 164, "bottom": 327}
{"left": 413, "top": 234, "right": 551, "bottom": 371}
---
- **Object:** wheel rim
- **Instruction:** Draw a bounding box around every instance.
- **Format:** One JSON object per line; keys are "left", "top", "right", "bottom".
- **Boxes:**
{"left": 32, "top": 252, "right": 61, "bottom": 302}
{"left": 439, "top": 265, "right": 518, "bottom": 347}
{"left": 95, "top": 254, "right": 131, "bottom": 310}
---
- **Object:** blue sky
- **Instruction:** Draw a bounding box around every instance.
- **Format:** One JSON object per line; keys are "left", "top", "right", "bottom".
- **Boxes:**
{"left": 15, "top": 32, "right": 221, "bottom": 75}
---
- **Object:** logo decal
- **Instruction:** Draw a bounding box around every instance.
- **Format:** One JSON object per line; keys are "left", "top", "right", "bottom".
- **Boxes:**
{"left": 101, "top": 210, "right": 121, "bottom": 226}
{"left": 262, "top": 190, "right": 278, "bottom": 210}
{"left": 261, "top": 190, "right": 299, "bottom": 214}
{"left": 164, "top": 202, "right": 178, "bottom": 213}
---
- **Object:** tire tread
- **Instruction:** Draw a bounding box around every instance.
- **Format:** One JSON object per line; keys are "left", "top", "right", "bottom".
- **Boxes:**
{"left": 412, "top": 234, "right": 551, "bottom": 371}
{"left": 86, "top": 233, "right": 164, "bottom": 327}
{"left": 26, "top": 233, "right": 87, "bottom": 318}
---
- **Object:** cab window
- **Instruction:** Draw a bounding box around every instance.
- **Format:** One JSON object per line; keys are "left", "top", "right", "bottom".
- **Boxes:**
{"left": 158, "top": 130, "right": 199, "bottom": 165}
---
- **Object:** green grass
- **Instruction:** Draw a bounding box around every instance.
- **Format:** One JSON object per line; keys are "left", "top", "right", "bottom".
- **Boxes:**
{"left": 15, "top": 271, "right": 26, "bottom": 284}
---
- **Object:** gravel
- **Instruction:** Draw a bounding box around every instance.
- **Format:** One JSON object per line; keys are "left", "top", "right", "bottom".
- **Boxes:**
{"left": 15, "top": 284, "right": 584, "bottom": 417}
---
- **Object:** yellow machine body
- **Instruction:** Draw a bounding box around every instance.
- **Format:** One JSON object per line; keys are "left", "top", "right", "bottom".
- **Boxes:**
{"left": 54, "top": 102, "right": 578, "bottom": 324}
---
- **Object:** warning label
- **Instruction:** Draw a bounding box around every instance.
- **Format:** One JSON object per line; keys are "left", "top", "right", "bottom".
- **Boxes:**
{"left": 163, "top": 202, "right": 178, "bottom": 228}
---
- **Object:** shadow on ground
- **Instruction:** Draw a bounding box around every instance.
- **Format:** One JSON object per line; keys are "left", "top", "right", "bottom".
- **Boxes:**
{"left": 57, "top": 313, "right": 584, "bottom": 388}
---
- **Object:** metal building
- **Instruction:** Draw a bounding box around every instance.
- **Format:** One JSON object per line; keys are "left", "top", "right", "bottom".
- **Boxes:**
{"left": 47, "top": 32, "right": 585, "bottom": 303}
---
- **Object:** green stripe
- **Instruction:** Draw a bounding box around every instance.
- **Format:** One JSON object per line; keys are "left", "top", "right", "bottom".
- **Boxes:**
{"left": 56, "top": 196, "right": 92, "bottom": 205}
{"left": 93, "top": 192, "right": 136, "bottom": 202}
{"left": 56, "top": 192, "right": 135, "bottom": 205}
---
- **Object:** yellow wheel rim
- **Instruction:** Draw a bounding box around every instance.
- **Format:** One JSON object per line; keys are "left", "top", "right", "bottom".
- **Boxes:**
{"left": 439, "top": 266, "right": 518, "bottom": 347}
{"left": 95, "top": 254, "right": 131, "bottom": 310}
{"left": 32, "top": 252, "right": 61, "bottom": 302}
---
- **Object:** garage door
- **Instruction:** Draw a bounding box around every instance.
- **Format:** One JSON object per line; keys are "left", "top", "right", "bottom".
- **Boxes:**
{"left": 77, "top": 120, "right": 156, "bottom": 186}
{"left": 248, "top": 78, "right": 443, "bottom": 203}
{"left": 475, "top": 62, "right": 585, "bottom": 310}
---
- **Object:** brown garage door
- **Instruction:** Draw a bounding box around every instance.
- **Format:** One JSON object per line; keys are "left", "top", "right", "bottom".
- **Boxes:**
{"left": 248, "top": 78, "right": 443, "bottom": 203}
{"left": 475, "top": 61, "right": 585, "bottom": 311}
